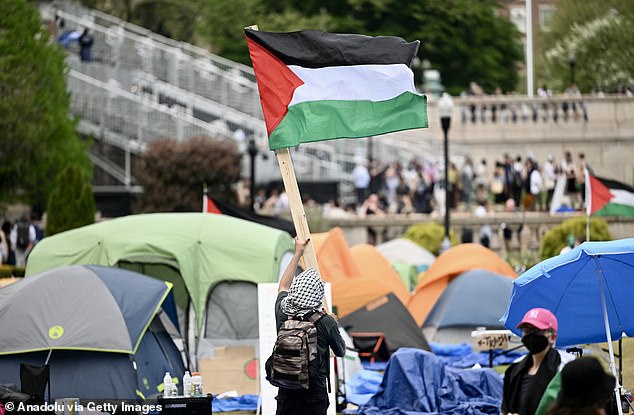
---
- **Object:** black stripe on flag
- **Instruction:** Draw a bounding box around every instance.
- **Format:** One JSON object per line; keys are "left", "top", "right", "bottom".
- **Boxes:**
{"left": 597, "top": 176, "right": 634, "bottom": 193}
{"left": 245, "top": 28, "right": 419, "bottom": 68}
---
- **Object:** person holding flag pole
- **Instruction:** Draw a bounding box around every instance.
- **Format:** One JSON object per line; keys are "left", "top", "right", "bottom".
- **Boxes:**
{"left": 244, "top": 25, "right": 428, "bottom": 414}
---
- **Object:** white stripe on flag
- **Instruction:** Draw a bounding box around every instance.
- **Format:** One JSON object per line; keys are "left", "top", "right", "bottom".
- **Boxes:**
{"left": 611, "top": 189, "right": 634, "bottom": 207}
{"left": 288, "top": 63, "right": 417, "bottom": 106}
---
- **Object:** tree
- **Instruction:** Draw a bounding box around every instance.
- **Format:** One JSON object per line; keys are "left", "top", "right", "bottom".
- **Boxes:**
{"left": 197, "top": 0, "right": 522, "bottom": 94}
{"left": 542, "top": 0, "right": 634, "bottom": 92}
{"left": 134, "top": 136, "right": 242, "bottom": 212}
{"left": 0, "top": 0, "right": 91, "bottom": 209}
{"left": 47, "top": 164, "right": 96, "bottom": 236}
{"left": 83, "top": 0, "right": 523, "bottom": 93}
{"left": 79, "top": 0, "right": 199, "bottom": 41}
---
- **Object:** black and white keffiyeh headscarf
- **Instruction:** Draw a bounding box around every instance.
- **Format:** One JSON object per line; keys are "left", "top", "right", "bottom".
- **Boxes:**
{"left": 281, "top": 268, "right": 324, "bottom": 316}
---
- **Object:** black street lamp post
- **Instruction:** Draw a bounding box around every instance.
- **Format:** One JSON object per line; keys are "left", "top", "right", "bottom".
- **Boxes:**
{"left": 438, "top": 93, "right": 454, "bottom": 251}
{"left": 247, "top": 138, "right": 258, "bottom": 212}
{"left": 569, "top": 53, "right": 576, "bottom": 85}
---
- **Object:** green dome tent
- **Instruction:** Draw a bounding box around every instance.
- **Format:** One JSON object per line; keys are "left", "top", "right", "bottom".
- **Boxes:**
{"left": 26, "top": 213, "right": 294, "bottom": 340}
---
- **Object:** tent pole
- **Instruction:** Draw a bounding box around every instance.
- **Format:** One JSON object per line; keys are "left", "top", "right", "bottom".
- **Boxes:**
{"left": 595, "top": 259, "right": 623, "bottom": 415}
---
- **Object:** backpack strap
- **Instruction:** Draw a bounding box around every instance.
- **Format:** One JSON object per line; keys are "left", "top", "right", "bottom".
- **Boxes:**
{"left": 292, "top": 310, "right": 325, "bottom": 323}
{"left": 305, "top": 310, "right": 331, "bottom": 392}
{"left": 306, "top": 310, "right": 326, "bottom": 324}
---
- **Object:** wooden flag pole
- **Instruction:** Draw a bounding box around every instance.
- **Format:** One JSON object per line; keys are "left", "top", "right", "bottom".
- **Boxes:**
{"left": 275, "top": 147, "right": 321, "bottom": 273}
{"left": 275, "top": 147, "right": 331, "bottom": 313}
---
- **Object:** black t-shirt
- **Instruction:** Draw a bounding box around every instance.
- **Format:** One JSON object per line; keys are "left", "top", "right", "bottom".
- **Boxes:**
{"left": 274, "top": 292, "right": 346, "bottom": 400}
{"left": 519, "top": 372, "right": 535, "bottom": 415}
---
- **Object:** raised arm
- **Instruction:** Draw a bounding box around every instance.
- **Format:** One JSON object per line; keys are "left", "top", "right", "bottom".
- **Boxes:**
{"left": 278, "top": 237, "right": 309, "bottom": 293}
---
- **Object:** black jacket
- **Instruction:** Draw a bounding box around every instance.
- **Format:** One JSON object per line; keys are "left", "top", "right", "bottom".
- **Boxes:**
{"left": 502, "top": 347, "right": 561, "bottom": 415}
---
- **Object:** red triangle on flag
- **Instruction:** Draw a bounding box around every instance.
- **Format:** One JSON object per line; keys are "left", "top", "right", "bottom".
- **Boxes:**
{"left": 205, "top": 196, "right": 222, "bottom": 214}
{"left": 589, "top": 174, "right": 614, "bottom": 215}
{"left": 246, "top": 36, "right": 304, "bottom": 135}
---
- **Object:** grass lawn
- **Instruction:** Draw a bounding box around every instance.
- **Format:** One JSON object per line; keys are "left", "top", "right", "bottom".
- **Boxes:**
{"left": 582, "top": 337, "right": 634, "bottom": 391}
{"left": 612, "top": 337, "right": 634, "bottom": 389}
{"left": 622, "top": 339, "right": 634, "bottom": 390}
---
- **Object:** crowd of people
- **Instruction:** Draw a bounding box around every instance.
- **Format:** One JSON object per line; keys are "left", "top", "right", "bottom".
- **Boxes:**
{"left": 345, "top": 149, "right": 590, "bottom": 218}
{"left": 230, "top": 148, "right": 591, "bottom": 250}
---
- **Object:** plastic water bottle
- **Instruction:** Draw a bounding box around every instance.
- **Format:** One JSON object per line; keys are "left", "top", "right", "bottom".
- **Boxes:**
{"left": 163, "top": 372, "right": 172, "bottom": 398}
{"left": 183, "top": 371, "right": 192, "bottom": 397}
{"left": 191, "top": 372, "right": 203, "bottom": 397}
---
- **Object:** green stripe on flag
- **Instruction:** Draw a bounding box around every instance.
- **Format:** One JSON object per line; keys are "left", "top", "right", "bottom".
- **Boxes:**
{"left": 594, "top": 203, "right": 634, "bottom": 218}
{"left": 268, "top": 91, "right": 427, "bottom": 150}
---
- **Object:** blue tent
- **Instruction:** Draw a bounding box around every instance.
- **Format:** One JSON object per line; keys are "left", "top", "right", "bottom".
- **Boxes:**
{"left": 0, "top": 265, "right": 185, "bottom": 400}
{"left": 423, "top": 269, "right": 513, "bottom": 345}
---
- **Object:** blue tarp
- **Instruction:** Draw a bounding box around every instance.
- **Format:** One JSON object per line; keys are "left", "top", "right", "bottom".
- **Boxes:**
{"left": 361, "top": 361, "right": 389, "bottom": 371}
{"left": 430, "top": 342, "right": 524, "bottom": 368}
{"left": 359, "top": 348, "right": 503, "bottom": 415}
{"left": 212, "top": 394, "right": 259, "bottom": 412}
{"left": 346, "top": 369, "right": 385, "bottom": 406}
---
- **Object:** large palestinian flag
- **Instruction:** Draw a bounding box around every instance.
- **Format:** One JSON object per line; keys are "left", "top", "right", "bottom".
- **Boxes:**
{"left": 586, "top": 172, "right": 634, "bottom": 217}
{"left": 245, "top": 28, "right": 428, "bottom": 150}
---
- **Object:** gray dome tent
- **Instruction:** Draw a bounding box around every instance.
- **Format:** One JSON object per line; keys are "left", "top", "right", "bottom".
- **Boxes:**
{"left": 340, "top": 293, "right": 430, "bottom": 357}
{"left": 423, "top": 269, "right": 513, "bottom": 346}
{"left": 0, "top": 265, "right": 185, "bottom": 400}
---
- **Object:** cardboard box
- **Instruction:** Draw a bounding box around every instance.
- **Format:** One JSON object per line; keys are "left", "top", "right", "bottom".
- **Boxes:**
{"left": 198, "top": 346, "right": 258, "bottom": 395}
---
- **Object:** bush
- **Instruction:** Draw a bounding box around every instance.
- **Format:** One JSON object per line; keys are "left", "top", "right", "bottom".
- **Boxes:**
{"left": 47, "top": 164, "right": 96, "bottom": 236}
{"left": 540, "top": 217, "right": 611, "bottom": 260}
{"left": 0, "top": 265, "right": 25, "bottom": 278}
{"left": 403, "top": 222, "right": 458, "bottom": 255}
{"left": 0, "top": 265, "right": 12, "bottom": 278}
{"left": 134, "top": 136, "right": 241, "bottom": 212}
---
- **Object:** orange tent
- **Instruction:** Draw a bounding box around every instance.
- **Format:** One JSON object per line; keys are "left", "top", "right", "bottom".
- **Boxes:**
{"left": 407, "top": 243, "right": 517, "bottom": 326}
{"left": 350, "top": 244, "right": 411, "bottom": 307}
{"left": 311, "top": 227, "right": 361, "bottom": 282}
{"left": 331, "top": 278, "right": 394, "bottom": 317}
{"left": 311, "top": 229, "right": 412, "bottom": 318}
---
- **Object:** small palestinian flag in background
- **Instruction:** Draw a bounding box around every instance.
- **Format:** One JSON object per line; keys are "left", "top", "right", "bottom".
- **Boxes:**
{"left": 245, "top": 28, "right": 428, "bottom": 150}
{"left": 202, "top": 186, "right": 221, "bottom": 214}
{"left": 586, "top": 170, "right": 634, "bottom": 217}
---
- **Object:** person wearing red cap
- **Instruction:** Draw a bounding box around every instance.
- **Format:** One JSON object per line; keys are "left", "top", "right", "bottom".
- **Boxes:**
{"left": 502, "top": 308, "right": 561, "bottom": 415}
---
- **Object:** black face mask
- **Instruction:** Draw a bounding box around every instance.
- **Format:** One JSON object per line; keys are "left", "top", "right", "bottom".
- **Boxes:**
{"left": 522, "top": 333, "right": 549, "bottom": 354}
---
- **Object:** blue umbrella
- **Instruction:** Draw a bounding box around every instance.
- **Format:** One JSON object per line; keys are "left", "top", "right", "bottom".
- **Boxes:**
{"left": 501, "top": 238, "right": 634, "bottom": 414}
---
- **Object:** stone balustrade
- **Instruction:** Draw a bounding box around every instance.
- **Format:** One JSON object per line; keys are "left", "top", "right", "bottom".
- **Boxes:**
{"left": 325, "top": 212, "right": 634, "bottom": 256}
{"left": 392, "top": 95, "right": 634, "bottom": 184}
